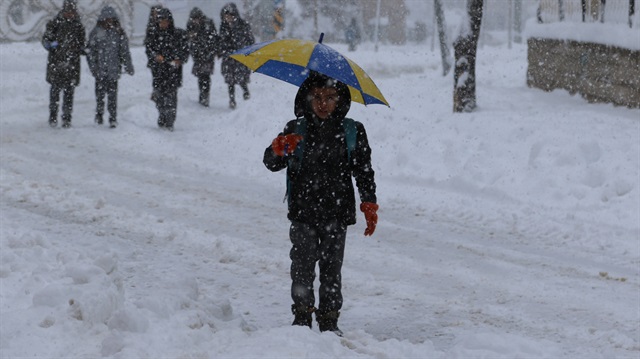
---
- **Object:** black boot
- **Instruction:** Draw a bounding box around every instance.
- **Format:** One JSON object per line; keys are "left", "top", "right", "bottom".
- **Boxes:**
{"left": 49, "top": 113, "right": 57, "bottom": 127}
{"left": 95, "top": 113, "right": 103, "bottom": 125}
{"left": 316, "top": 310, "right": 343, "bottom": 336}
{"left": 199, "top": 91, "right": 209, "bottom": 107}
{"left": 109, "top": 117, "right": 117, "bottom": 128}
{"left": 291, "top": 304, "right": 315, "bottom": 329}
{"left": 241, "top": 83, "right": 250, "bottom": 100}
{"left": 61, "top": 115, "right": 71, "bottom": 128}
{"left": 228, "top": 85, "right": 236, "bottom": 109}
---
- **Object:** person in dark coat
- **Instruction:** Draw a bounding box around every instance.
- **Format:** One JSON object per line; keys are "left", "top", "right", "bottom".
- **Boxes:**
{"left": 144, "top": 5, "right": 163, "bottom": 101}
{"left": 345, "top": 18, "right": 361, "bottom": 52}
{"left": 144, "top": 8, "right": 189, "bottom": 132}
{"left": 218, "top": 2, "right": 255, "bottom": 109}
{"left": 144, "top": 5, "right": 163, "bottom": 62}
{"left": 263, "top": 72, "right": 379, "bottom": 336}
{"left": 86, "top": 6, "right": 134, "bottom": 128}
{"left": 186, "top": 7, "right": 218, "bottom": 107}
{"left": 42, "top": 0, "right": 85, "bottom": 128}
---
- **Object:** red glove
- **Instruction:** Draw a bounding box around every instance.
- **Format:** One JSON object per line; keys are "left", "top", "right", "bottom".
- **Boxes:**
{"left": 272, "top": 134, "right": 303, "bottom": 157}
{"left": 360, "top": 202, "right": 379, "bottom": 236}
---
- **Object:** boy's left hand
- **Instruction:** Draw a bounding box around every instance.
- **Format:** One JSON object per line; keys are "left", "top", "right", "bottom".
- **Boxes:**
{"left": 360, "top": 202, "right": 379, "bottom": 236}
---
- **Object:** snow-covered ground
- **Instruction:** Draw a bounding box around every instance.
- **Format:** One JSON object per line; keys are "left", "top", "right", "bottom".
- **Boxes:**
{"left": 1, "top": 39, "right": 638, "bottom": 358}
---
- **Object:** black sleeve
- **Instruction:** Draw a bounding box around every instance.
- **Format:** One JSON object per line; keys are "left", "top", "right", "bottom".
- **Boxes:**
{"left": 42, "top": 20, "right": 56, "bottom": 49}
{"left": 352, "top": 121, "right": 377, "bottom": 204}
{"left": 85, "top": 29, "right": 97, "bottom": 74}
{"left": 178, "top": 30, "right": 189, "bottom": 63}
{"left": 120, "top": 33, "right": 134, "bottom": 73}
{"left": 144, "top": 34, "right": 156, "bottom": 62}
{"left": 244, "top": 22, "right": 255, "bottom": 46}
{"left": 263, "top": 145, "right": 286, "bottom": 172}
{"left": 71, "top": 22, "right": 86, "bottom": 55}
{"left": 218, "top": 25, "right": 230, "bottom": 55}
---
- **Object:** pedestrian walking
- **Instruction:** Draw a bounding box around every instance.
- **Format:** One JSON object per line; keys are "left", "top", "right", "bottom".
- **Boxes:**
{"left": 144, "top": 5, "right": 163, "bottom": 102}
{"left": 86, "top": 6, "right": 134, "bottom": 128}
{"left": 144, "top": 8, "right": 189, "bottom": 131}
{"left": 345, "top": 18, "right": 361, "bottom": 52}
{"left": 42, "top": 0, "right": 85, "bottom": 128}
{"left": 186, "top": 7, "right": 218, "bottom": 107}
{"left": 263, "top": 71, "right": 379, "bottom": 336}
{"left": 218, "top": 2, "right": 255, "bottom": 109}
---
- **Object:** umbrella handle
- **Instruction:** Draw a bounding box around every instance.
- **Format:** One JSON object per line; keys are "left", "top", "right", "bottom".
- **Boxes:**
{"left": 284, "top": 144, "right": 289, "bottom": 156}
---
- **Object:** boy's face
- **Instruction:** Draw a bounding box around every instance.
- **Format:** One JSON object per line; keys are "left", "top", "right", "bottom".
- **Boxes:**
{"left": 309, "top": 87, "right": 339, "bottom": 120}
{"left": 159, "top": 18, "right": 170, "bottom": 29}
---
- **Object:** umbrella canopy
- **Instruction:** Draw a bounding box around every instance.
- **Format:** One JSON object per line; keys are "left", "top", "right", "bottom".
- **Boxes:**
{"left": 230, "top": 34, "right": 389, "bottom": 106}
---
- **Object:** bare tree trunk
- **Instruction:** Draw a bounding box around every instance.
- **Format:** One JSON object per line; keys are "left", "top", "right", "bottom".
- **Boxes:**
{"left": 508, "top": 0, "right": 513, "bottom": 49}
{"left": 453, "top": 0, "right": 483, "bottom": 113}
{"left": 514, "top": 0, "right": 522, "bottom": 43}
{"left": 434, "top": 0, "right": 451, "bottom": 76}
{"left": 313, "top": 0, "right": 318, "bottom": 39}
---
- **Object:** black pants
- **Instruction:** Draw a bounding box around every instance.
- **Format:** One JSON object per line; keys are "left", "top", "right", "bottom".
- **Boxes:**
{"left": 95, "top": 78, "right": 118, "bottom": 121}
{"left": 155, "top": 87, "right": 178, "bottom": 127}
{"left": 228, "top": 82, "right": 249, "bottom": 101}
{"left": 289, "top": 220, "right": 346, "bottom": 313}
{"left": 49, "top": 83, "right": 75, "bottom": 121}
{"left": 197, "top": 75, "right": 210, "bottom": 103}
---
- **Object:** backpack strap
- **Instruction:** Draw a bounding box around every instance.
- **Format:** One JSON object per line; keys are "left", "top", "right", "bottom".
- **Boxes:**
{"left": 292, "top": 117, "right": 306, "bottom": 159}
{"left": 342, "top": 118, "right": 357, "bottom": 163}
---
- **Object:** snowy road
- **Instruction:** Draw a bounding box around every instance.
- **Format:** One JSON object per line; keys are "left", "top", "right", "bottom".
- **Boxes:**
{"left": 1, "top": 42, "right": 638, "bottom": 358}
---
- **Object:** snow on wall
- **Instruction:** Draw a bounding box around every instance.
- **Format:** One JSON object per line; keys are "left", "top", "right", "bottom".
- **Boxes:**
{"left": 525, "top": 19, "right": 640, "bottom": 51}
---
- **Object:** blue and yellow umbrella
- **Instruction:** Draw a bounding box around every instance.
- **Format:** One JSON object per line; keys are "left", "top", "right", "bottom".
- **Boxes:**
{"left": 230, "top": 34, "right": 389, "bottom": 106}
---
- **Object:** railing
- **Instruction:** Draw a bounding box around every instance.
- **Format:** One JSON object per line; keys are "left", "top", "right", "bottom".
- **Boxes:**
{"left": 537, "top": 0, "right": 637, "bottom": 27}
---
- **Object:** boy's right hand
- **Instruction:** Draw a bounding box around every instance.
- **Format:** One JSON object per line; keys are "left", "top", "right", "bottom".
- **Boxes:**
{"left": 271, "top": 134, "right": 303, "bottom": 156}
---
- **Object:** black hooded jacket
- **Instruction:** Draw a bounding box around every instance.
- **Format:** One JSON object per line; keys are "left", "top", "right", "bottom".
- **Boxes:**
{"left": 263, "top": 74, "right": 377, "bottom": 226}
{"left": 144, "top": 5, "right": 163, "bottom": 69}
{"left": 218, "top": 3, "right": 254, "bottom": 85}
{"left": 144, "top": 8, "right": 189, "bottom": 90}
{"left": 186, "top": 7, "right": 218, "bottom": 76}
{"left": 42, "top": 4, "right": 85, "bottom": 86}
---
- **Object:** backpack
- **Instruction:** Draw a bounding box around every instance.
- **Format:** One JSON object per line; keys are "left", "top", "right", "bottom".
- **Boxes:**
{"left": 284, "top": 117, "right": 358, "bottom": 203}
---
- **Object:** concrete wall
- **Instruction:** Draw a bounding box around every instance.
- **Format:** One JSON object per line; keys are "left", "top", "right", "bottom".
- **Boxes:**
{"left": 527, "top": 37, "right": 640, "bottom": 108}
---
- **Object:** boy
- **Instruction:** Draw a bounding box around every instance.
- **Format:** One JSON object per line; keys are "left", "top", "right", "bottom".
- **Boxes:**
{"left": 263, "top": 72, "right": 379, "bottom": 335}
